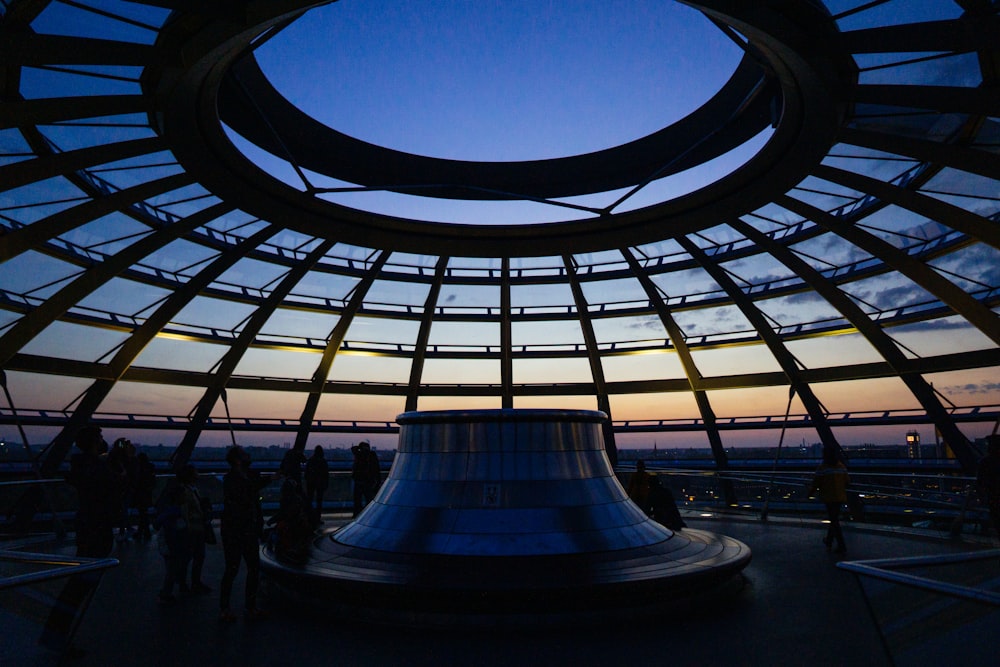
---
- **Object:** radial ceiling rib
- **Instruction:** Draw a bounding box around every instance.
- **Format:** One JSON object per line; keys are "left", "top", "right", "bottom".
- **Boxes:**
{"left": 0, "top": 201, "right": 234, "bottom": 366}
{"left": 0, "top": 136, "right": 165, "bottom": 191}
{"left": 38, "top": 223, "right": 282, "bottom": 476}
{"left": 564, "top": 254, "right": 617, "bottom": 465}
{"left": 729, "top": 218, "right": 977, "bottom": 469}
{"left": 678, "top": 236, "right": 841, "bottom": 449}
{"left": 0, "top": 95, "right": 149, "bottom": 129}
{"left": 1, "top": 0, "right": 54, "bottom": 27}
{"left": 1, "top": 32, "right": 156, "bottom": 66}
{"left": 500, "top": 258, "right": 513, "bottom": 410}
{"left": 852, "top": 84, "right": 1000, "bottom": 116}
{"left": 172, "top": 237, "right": 336, "bottom": 471}
{"left": 406, "top": 257, "right": 449, "bottom": 413}
{"left": 0, "top": 172, "right": 193, "bottom": 261}
{"left": 293, "top": 250, "right": 389, "bottom": 452}
{"left": 837, "top": 127, "right": 1000, "bottom": 182}
{"left": 778, "top": 194, "right": 1000, "bottom": 347}
{"left": 813, "top": 164, "right": 1000, "bottom": 251}
{"left": 839, "top": 16, "right": 1000, "bottom": 53}
{"left": 623, "top": 247, "right": 729, "bottom": 471}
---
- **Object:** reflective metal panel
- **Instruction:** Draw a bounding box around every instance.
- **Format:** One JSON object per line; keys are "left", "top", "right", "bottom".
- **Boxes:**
{"left": 334, "top": 409, "right": 670, "bottom": 556}
{"left": 262, "top": 409, "right": 751, "bottom": 618}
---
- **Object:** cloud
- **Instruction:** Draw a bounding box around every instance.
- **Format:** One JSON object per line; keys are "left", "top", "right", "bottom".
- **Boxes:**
{"left": 889, "top": 318, "right": 974, "bottom": 333}
{"left": 941, "top": 381, "right": 1000, "bottom": 396}
{"left": 867, "top": 283, "right": 929, "bottom": 310}
{"left": 779, "top": 290, "right": 826, "bottom": 306}
{"left": 627, "top": 315, "right": 663, "bottom": 332}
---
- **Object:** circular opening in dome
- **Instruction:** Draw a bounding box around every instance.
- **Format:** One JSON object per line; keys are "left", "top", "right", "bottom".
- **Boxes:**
{"left": 210, "top": 1, "right": 787, "bottom": 246}
{"left": 253, "top": 0, "right": 743, "bottom": 162}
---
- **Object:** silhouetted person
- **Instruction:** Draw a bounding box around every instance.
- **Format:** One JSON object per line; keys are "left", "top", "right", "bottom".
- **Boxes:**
{"left": 40, "top": 425, "right": 120, "bottom": 657}
{"left": 154, "top": 476, "right": 186, "bottom": 604}
{"left": 108, "top": 438, "right": 137, "bottom": 541}
{"left": 271, "top": 450, "right": 312, "bottom": 561}
{"left": 351, "top": 440, "right": 380, "bottom": 517}
{"left": 810, "top": 443, "right": 849, "bottom": 553}
{"left": 133, "top": 452, "right": 156, "bottom": 540}
{"left": 219, "top": 445, "right": 274, "bottom": 621}
{"left": 279, "top": 448, "right": 305, "bottom": 482}
{"left": 976, "top": 434, "right": 1000, "bottom": 543}
{"left": 305, "top": 445, "right": 329, "bottom": 524}
{"left": 647, "top": 476, "right": 687, "bottom": 531}
{"left": 178, "top": 464, "right": 211, "bottom": 594}
{"left": 626, "top": 460, "right": 652, "bottom": 510}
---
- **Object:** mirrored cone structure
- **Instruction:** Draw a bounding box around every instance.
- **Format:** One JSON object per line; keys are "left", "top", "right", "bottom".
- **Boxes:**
{"left": 2, "top": 0, "right": 1000, "bottom": 614}
{"left": 262, "top": 409, "right": 750, "bottom": 619}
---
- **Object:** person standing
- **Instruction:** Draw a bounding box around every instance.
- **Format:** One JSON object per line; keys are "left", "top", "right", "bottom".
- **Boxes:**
{"left": 41, "top": 425, "right": 121, "bottom": 657}
{"left": 810, "top": 444, "right": 849, "bottom": 553}
{"left": 305, "top": 445, "right": 329, "bottom": 525}
{"left": 647, "top": 475, "right": 686, "bottom": 531}
{"left": 976, "top": 434, "right": 1000, "bottom": 544}
{"left": 178, "top": 464, "right": 211, "bottom": 594}
{"left": 133, "top": 452, "right": 157, "bottom": 541}
{"left": 351, "top": 440, "right": 380, "bottom": 517}
{"left": 108, "top": 438, "right": 137, "bottom": 542}
{"left": 154, "top": 476, "right": 187, "bottom": 605}
{"left": 626, "top": 460, "right": 653, "bottom": 513}
{"left": 219, "top": 446, "right": 274, "bottom": 621}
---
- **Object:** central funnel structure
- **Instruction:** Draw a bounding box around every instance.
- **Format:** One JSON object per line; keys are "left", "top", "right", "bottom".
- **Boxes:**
{"left": 262, "top": 409, "right": 750, "bottom": 622}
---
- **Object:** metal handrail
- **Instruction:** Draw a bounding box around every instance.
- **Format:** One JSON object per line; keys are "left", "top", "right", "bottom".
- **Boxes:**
{"left": 837, "top": 549, "right": 1000, "bottom": 606}
{"left": 0, "top": 550, "right": 119, "bottom": 590}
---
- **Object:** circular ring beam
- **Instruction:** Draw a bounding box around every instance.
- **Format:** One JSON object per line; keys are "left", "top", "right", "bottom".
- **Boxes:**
{"left": 150, "top": 0, "right": 854, "bottom": 256}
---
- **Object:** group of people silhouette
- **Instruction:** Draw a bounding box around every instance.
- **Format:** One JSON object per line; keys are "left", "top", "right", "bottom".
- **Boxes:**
{"left": 45, "top": 424, "right": 383, "bottom": 638}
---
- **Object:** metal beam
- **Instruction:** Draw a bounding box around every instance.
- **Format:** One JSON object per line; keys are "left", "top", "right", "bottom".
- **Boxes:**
{"left": 622, "top": 247, "right": 729, "bottom": 471}
{"left": 853, "top": 84, "right": 1000, "bottom": 116}
{"left": 813, "top": 163, "right": 1000, "bottom": 251}
{"left": 730, "top": 218, "right": 978, "bottom": 471}
{"left": 38, "top": 224, "right": 281, "bottom": 476}
{"left": 500, "top": 257, "right": 513, "bottom": 409}
{"left": 172, "top": 238, "right": 334, "bottom": 471}
{"left": 1, "top": 32, "right": 156, "bottom": 66}
{"left": 0, "top": 137, "right": 164, "bottom": 191}
{"left": 563, "top": 254, "right": 617, "bottom": 466}
{"left": 292, "top": 251, "right": 388, "bottom": 452}
{"left": 837, "top": 126, "right": 1000, "bottom": 183}
{"left": 12, "top": 346, "right": 1000, "bottom": 401}
{"left": 405, "top": 256, "right": 449, "bottom": 412}
{"left": 840, "top": 17, "right": 1000, "bottom": 53}
{"left": 0, "top": 202, "right": 234, "bottom": 367}
{"left": 0, "top": 95, "right": 149, "bottom": 129}
{"left": 677, "top": 236, "right": 842, "bottom": 450}
{"left": 778, "top": 194, "right": 1000, "bottom": 346}
{"left": 0, "top": 173, "right": 193, "bottom": 261}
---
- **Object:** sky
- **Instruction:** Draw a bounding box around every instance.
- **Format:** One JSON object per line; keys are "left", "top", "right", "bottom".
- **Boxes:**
{"left": 226, "top": 0, "right": 771, "bottom": 226}
{"left": 1, "top": 0, "right": 999, "bottom": 453}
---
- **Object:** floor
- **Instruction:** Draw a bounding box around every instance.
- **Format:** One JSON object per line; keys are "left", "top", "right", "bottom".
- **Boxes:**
{"left": 4, "top": 514, "right": 994, "bottom": 667}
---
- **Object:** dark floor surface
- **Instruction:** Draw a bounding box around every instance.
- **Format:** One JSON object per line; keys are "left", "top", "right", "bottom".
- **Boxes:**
{"left": 5, "top": 515, "right": 995, "bottom": 667}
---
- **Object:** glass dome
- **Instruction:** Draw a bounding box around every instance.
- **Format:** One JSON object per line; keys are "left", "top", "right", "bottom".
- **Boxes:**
{"left": 1, "top": 0, "right": 998, "bottom": 474}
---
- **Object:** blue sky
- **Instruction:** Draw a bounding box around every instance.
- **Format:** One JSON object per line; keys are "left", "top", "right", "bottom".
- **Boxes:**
{"left": 257, "top": 0, "right": 739, "bottom": 161}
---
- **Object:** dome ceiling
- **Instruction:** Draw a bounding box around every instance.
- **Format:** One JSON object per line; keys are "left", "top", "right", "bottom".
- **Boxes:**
{"left": 1, "top": 0, "right": 999, "bottom": 474}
